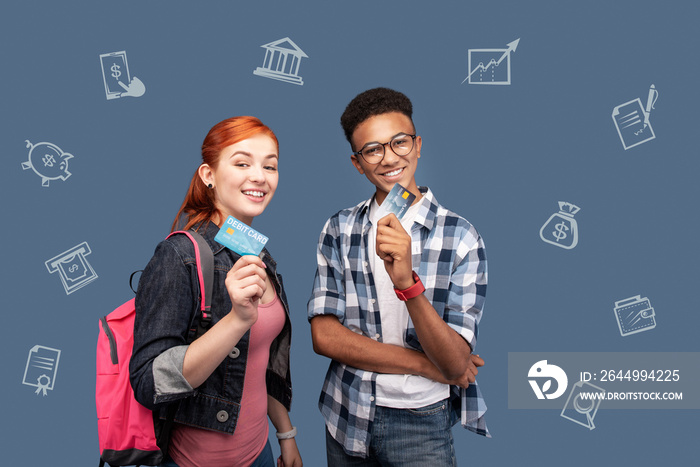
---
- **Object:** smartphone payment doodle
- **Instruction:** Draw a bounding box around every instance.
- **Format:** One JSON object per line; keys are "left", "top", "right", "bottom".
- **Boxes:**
{"left": 100, "top": 51, "right": 131, "bottom": 99}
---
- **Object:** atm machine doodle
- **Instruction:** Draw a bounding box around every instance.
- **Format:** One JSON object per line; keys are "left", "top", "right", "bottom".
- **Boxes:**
{"left": 45, "top": 242, "right": 98, "bottom": 295}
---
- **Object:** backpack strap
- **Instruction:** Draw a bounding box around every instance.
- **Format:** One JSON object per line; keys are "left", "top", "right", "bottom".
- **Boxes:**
{"left": 167, "top": 230, "right": 215, "bottom": 341}
{"left": 140, "top": 230, "right": 215, "bottom": 461}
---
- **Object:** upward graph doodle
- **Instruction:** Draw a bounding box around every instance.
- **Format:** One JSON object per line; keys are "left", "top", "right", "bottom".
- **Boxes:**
{"left": 463, "top": 38, "right": 520, "bottom": 85}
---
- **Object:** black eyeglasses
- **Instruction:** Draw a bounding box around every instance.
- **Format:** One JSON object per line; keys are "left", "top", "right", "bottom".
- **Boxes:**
{"left": 353, "top": 134, "right": 417, "bottom": 165}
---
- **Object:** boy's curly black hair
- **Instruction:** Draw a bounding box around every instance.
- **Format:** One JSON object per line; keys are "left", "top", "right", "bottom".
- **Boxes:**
{"left": 340, "top": 87, "right": 414, "bottom": 149}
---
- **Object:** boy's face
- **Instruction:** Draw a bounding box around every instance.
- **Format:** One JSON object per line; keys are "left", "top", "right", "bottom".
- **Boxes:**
{"left": 350, "top": 112, "right": 422, "bottom": 206}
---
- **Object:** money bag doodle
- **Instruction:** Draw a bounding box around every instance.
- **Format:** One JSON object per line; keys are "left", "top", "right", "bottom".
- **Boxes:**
{"left": 21, "top": 140, "right": 73, "bottom": 187}
{"left": 539, "top": 201, "right": 580, "bottom": 249}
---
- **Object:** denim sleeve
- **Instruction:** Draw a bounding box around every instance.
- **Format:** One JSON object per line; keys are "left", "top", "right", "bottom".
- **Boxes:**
{"left": 307, "top": 216, "right": 347, "bottom": 323}
{"left": 444, "top": 227, "right": 487, "bottom": 352}
{"left": 129, "top": 240, "right": 197, "bottom": 410}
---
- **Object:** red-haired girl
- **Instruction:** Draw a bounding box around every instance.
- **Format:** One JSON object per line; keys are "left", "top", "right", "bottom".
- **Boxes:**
{"left": 130, "top": 116, "right": 302, "bottom": 467}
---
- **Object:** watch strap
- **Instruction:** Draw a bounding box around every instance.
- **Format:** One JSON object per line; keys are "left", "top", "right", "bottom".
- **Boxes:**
{"left": 394, "top": 271, "right": 425, "bottom": 301}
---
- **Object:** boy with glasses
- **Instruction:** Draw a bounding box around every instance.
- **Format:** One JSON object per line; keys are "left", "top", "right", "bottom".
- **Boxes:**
{"left": 308, "top": 87, "right": 489, "bottom": 466}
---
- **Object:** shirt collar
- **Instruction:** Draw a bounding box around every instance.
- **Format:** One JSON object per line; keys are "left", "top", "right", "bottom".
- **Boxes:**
{"left": 413, "top": 186, "right": 438, "bottom": 231}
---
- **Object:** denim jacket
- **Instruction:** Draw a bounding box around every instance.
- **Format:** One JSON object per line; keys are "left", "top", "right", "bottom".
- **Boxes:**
{"left": 129, "top": 221, "right": 292, "bottom": 434}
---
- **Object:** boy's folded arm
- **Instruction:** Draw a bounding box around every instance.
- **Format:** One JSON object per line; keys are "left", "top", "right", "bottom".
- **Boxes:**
{"left": 310, "top": 314, "right": 436, "bottom": 377}
{"left": 408, "top": 229, "right": 486, "bottom": 382}
{"left": 404, "top": 293, "right": 473, "bottom": 381}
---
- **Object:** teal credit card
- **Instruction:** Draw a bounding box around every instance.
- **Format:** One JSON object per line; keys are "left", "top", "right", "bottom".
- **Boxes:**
{"left": 214, "top": 216, "right": 269, "bottom": 256}
{"left": 376, "top": 183, "right": 416, "bottom": 220}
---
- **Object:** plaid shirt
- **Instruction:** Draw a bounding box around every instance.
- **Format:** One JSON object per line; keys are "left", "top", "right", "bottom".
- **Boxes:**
{"left": 308, "top": 187, "right": 489, "bottom": 457}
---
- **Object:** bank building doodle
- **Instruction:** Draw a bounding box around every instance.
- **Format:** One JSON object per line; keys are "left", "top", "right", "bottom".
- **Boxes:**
{"left": 253, "top": 37, "right": 308, "bottom": 86}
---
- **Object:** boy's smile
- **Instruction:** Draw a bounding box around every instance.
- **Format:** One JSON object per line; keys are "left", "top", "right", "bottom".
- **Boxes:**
{"left": 350, "top": 112, "right": 422, "bottom": 206}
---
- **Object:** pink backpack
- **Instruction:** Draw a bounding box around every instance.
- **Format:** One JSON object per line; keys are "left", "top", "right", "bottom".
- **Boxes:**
{"left": 96, "top": 230, "right": 214, "bottom": 467}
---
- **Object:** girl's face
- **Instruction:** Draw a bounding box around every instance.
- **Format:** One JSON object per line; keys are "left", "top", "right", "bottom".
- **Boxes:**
{"left": 202, "top": 133, "right": 279, "bottom": 226}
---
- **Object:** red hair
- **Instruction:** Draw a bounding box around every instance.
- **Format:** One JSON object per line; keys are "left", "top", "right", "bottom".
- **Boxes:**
{"left": 171, "top": 116, "right": 279, "bottom": 232}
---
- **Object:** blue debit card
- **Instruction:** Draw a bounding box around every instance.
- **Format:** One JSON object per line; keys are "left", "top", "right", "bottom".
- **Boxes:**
{"left": 376, "top": 183, "right": 417, "bottom": 220}
{"left": 214, "top": 216, "right": 269, "bottom": 256}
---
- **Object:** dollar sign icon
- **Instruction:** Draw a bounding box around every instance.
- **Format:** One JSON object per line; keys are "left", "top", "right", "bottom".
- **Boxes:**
{"left": 111, "top": 63, "right": 121, "bottom": 80}
{"left": 551, "top": 222, "right": 569, "bottom": 242}
{"left": 42, "top": 154, "right": 55, "bottom": 167}
{"left": 68, "top": 264, "right": 79, "bottom": 273}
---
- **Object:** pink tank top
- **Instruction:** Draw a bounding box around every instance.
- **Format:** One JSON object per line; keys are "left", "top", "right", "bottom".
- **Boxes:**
{"left": 169, "top": 294, "right": 286, "bottom": 467}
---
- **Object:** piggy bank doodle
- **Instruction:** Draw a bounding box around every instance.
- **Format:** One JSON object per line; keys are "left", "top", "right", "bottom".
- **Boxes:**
{"left": 21, "top": 140, "right": 74, "bottom": 187}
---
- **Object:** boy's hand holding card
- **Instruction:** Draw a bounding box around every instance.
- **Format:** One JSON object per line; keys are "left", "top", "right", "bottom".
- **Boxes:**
{"left": 375, "top": 184, "right": 417, "bottom": 289}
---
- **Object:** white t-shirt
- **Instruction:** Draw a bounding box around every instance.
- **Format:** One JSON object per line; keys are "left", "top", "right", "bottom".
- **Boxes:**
{"left": 368, "top": 198, "right": 450, "bottom": 408}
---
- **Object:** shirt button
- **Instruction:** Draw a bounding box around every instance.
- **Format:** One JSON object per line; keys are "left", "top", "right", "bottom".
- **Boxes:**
{"left": 363, "top": 261, "right": 368, "bottom": 267}
{"left": 369, "top": 396, "right": 375, "bottom": 402}
{"left": 216, "top": 410, "right": 229, "bottom": 423}
{"left": 370, "top": 299, "right": 376, "bottom": 304}
{"left": 229, "top": 347, "right": 240, "bottom": 359}
{"left": 374, "top": 334, "right": 380, "bottom": 340}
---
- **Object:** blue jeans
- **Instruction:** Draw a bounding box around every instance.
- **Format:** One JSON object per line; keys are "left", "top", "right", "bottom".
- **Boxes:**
{"left": 325, "top": 398, "right": 457, "bottom": 466}
{"left": 160, "top": 439, "right": 274, "bottom": 467}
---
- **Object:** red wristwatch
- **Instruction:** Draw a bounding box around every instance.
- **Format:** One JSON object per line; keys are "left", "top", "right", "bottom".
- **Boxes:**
{"left": 394, "top": 271, "right": 425, "bottom": 301}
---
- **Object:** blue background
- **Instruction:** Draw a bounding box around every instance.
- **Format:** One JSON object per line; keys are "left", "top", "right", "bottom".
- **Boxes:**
{"left": 2, "top": 1, "right": 698, "bottom": 465}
